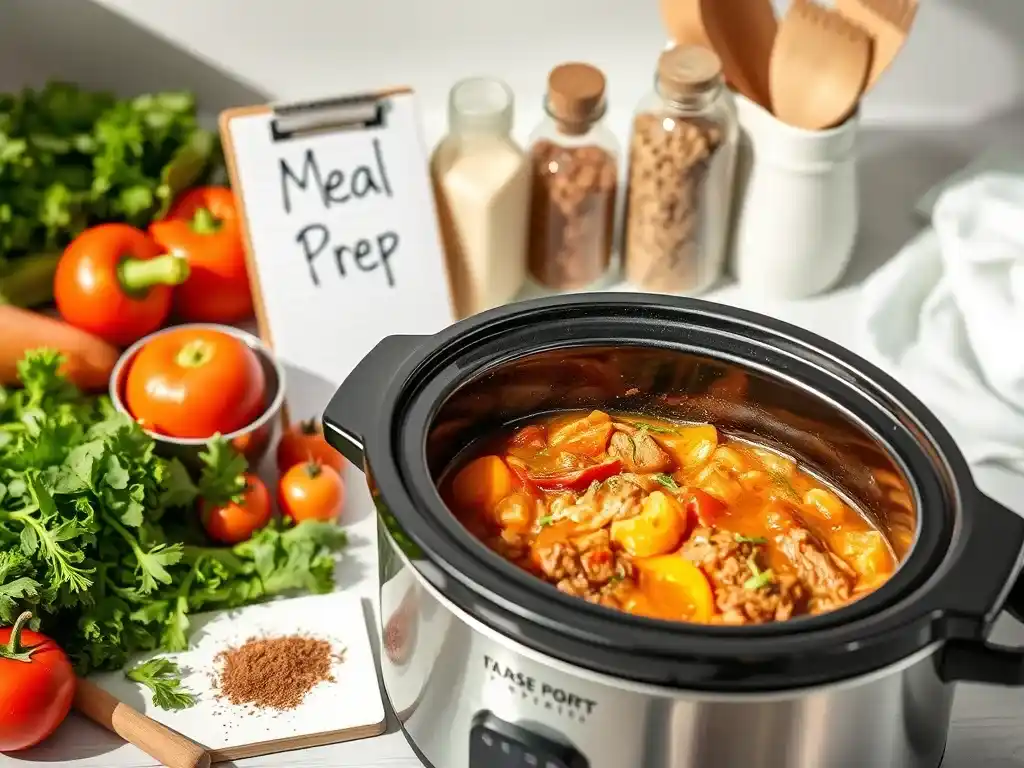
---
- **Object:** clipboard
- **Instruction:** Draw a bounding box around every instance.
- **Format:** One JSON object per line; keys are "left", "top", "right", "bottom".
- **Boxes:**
{"left": 219, "top": 87, "right": 455, "bottom": 418}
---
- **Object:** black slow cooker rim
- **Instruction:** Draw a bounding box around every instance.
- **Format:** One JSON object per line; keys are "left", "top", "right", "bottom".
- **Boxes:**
{"left": 361, "top": 294, "right": 1000, "bottom": 690}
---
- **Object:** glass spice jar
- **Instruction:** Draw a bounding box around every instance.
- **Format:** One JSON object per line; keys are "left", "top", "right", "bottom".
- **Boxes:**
{"left": 527, "top": 63, "right": 619, "bottom": 291}
{"left": 431, "top": 78, "right": 531, "bottom": 318}
{"left": 623, "top": 45, "right": 738, "bottom": 294}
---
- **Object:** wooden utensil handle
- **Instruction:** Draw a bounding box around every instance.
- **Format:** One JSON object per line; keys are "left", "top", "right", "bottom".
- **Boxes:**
{"left": 74, "top": 678, "right": 211, "bottom": 768}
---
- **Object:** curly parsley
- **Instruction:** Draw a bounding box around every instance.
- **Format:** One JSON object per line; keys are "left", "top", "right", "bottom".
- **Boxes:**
{"left": 0, "top": 351, "right": 348, "bottom": 687}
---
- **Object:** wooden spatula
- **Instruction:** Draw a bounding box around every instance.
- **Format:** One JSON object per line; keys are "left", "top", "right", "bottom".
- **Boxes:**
{"left": 699, "top": 0, "right": 778, "bottom": 109}
{"left": 769, "top": 0, "right": 872, "bottom": 131}
{"left": 659, "top": 0, "right": 713, "bottom": 49}
{"left": 836, "top": 0, "right": 919, "bottom": 91}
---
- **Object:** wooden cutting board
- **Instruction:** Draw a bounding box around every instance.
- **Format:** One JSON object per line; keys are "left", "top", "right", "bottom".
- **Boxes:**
{"left": 92, "top": 592, "right": 386, "bottom": 762}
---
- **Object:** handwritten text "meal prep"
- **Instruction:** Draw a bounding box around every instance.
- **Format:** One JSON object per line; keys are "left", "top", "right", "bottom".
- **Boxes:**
{"left": 279, "top": 138, "right": 399, "bottom": 288}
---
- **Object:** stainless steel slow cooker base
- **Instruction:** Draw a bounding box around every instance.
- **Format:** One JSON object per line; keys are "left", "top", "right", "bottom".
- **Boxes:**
{"left": 327, "top": 295, "right": 1024, "bottom": 768}
{"left": 381, "top": 527, "right": 953, "bottom": 768}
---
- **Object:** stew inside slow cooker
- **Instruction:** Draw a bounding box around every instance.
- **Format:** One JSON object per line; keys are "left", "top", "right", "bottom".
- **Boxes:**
{"left": 441, "top": 410, "right": 896, "bottom": 625}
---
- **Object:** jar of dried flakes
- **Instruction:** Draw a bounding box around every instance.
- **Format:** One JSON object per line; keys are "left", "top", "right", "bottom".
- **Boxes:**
{"left": 623, "top": 45, "right": 738, "bottom": 294}
{"left": 527, "top": 62, "right": 619, "bottom": 291}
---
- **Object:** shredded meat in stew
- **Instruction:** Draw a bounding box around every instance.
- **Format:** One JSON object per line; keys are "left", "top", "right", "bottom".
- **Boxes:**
{"left": 442, "top": 411, "right": 896, "bottom": 625}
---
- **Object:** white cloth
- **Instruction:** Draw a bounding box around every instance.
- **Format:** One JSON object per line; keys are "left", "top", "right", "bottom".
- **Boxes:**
{"left": 859, "top": 173, "right": 1024, "bottom": 473}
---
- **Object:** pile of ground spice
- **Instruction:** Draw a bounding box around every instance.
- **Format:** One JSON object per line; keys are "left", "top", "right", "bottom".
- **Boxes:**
{"left": 215, "top": 635, "right": 337, "bottom": 711}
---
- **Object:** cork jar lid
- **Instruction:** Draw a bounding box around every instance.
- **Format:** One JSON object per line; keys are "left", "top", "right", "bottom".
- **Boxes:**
{"left": 546, "top": 62, "right": 607, "bottom": 126}
{"left": 657, "top": 45, "right": 723, "bottom": 98}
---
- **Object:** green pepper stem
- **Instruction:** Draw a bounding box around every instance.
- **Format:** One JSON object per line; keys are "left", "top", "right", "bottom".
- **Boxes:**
{"left": 190, "top": 207, "right": 222, "bottom": 235}
{"left": 304, "top": 461, "right": 323, "bottom": 479}
{"left": 1, "top": 611, "right": 35, "bottom": 662}
{"left": 119, "top": 253, "right": 190, "bottom": 294}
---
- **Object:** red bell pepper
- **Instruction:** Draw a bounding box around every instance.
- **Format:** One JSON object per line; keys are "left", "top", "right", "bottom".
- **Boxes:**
{"left": 527, "top": 458, "right": 623, "bottom": 492}
{"left": 54, "top": 224, "right": 189, "bottom": 346}
{"left": 149, "top": 186, "right": 254, "bottom": 324}
{"left": 685, "top": 487, "right": 727, "bottom": 526}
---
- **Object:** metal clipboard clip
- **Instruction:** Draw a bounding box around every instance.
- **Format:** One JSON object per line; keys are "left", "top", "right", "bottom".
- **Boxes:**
{"left": 270, "top": 93, "right": 390, "bottom": 141}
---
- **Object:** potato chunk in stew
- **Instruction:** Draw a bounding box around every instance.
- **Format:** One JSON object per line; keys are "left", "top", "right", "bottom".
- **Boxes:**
{"left": 441, "top": 411, "right": 897, "bottom": 625}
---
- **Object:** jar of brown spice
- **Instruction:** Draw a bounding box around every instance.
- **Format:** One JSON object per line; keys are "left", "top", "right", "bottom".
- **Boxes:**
{"left": 623, "top": 45, "right": 738, "bottom": 294}
{"left": 527, "top": 62, "right": 619, "bottom": 291}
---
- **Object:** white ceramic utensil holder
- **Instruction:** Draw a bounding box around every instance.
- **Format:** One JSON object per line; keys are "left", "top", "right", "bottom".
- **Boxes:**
{"left": 729, "top": 94, "right": 859, "bottom": 299}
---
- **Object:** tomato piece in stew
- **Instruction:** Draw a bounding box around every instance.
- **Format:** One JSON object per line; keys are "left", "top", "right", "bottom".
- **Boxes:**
{"left": 441, "top": 411, "right": 897, "bottom": 625}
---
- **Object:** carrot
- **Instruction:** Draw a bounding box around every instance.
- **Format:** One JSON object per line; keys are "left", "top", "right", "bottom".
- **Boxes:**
{"left": 451, "top": 455, "right": 515, "bottom": 511}
{"left": 0, "top": 306, "right": 120, "bottom": 391}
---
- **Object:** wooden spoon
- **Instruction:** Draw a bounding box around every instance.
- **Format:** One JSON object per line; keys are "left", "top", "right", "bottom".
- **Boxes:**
{"left": 769, "top": 0, "right": 873, "bottom": 131}
{"left": 658, "top": 0, "right": 713, "bottom": 49}
{"left": 836, "top": 0, "right": 919, "bottom": 91}
{"left": 699, "top": 0, "right": 778, "bottom": 109}
{"left": 74, "top": 678, "right": 210, "bottom": 768}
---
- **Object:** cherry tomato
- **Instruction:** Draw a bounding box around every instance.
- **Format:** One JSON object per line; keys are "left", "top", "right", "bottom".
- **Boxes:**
{"left": 527, "top": 458, "right": 623, "bottom": 492}
{"left": 0, "top": 612, "right": 76, "bottom": 752}
{"left": 278, "top": 461, "right": 346, "bottom": 523}
{"left": 202, "top": 474, "right": 272, "bottom": 544}
{"left": 54, "top": 224, "right": 189, "bottom": 346}
{"left": 276, "top": 419, "right": 346, "bottom": 473}
{"left": 125, "top": 327, "right": 266, "bottom": 439}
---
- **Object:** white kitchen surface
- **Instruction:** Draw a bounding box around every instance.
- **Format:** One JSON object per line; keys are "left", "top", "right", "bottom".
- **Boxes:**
{"left": 4, "top": 2, "right": 1024, "bottom": 766}
{"left": 91, "top": 593, "right": 385, "bottom": 761}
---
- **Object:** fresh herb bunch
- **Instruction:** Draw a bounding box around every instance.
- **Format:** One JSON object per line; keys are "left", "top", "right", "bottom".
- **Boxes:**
{"left": 0, "top": 350, "right": 346, "bottom": 674}
{"left": 0, "top": 82, "right": 221, "bottom": 307}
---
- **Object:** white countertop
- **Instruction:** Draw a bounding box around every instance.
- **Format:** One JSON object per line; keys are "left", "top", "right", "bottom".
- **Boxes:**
{"left": 6, "top": 119, "right": 1024, "bottom": 768}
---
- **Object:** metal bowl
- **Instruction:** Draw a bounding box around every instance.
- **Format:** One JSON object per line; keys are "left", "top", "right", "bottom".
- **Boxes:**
{"left": 110, "top": 323, "right": 286, "bottom": 472}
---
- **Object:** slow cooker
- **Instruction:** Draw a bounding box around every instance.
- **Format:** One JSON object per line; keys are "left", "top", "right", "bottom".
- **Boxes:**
{"left": 322, "top": 294, "right": 1024, "bottom": 768}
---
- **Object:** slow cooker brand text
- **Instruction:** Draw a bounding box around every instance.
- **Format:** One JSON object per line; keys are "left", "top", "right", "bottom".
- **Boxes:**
{"left": 484, "top": 655, "right": 598, "bottom": 716}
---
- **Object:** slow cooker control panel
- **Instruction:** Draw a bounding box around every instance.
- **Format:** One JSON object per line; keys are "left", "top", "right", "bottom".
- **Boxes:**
{"left": 470, "top": 710, "right": 588, "bottom": 768}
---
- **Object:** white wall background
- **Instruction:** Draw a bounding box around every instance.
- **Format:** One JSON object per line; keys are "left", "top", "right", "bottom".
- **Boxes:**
{"left": 2, "top": 0, "right": 1023, "bottom": 149}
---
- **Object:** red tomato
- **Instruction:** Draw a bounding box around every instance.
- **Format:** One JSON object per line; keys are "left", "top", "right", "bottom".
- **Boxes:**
{"left": 125, "top": 327, "right": 266, "bottom": 439}
{"left": 685, "top": 488, "right": 727, "bottom": 527}
{"left": 509, "top": 425, "right": 547, "bottom": 451}
{"left": 202, "top": 474, "right": 272, "bottom": 544}
{"left": 278, "top": 461, "right": 346, "bottom": 523}
{"left": 0, "top": 612, "right": 76, "bottom": 752}
{"left": 276, "top": 419, "right": 346, "bottom": 473}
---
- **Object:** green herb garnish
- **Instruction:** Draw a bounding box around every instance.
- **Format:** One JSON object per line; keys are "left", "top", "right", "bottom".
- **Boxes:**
{"left": 127, "top": 658, "right": 197, "bottom": 711}
{"left": 653, "top": 473, "right": 681, "bottom": 492}
{"left": 537, "top": 515, "right": 554, "bottom": 527}
{"left": 735, "top": 534, "right": 768, "bottom": 545}
{"left": 628, "top": 422, "right": 678, "bottom": 435}
{"left": 626, "top": 433, "right": 639, "bottom": 465}
{"left": 743, "top": 555, "right": 775, "bottom": 591}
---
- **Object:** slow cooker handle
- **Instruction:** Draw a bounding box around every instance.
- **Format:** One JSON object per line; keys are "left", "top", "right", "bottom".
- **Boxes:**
{"left": 940, "top": 496, "right": 1024, "bottom": 686}
{"left": 322, "top": 334, "right": 425, "bottom": 469}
